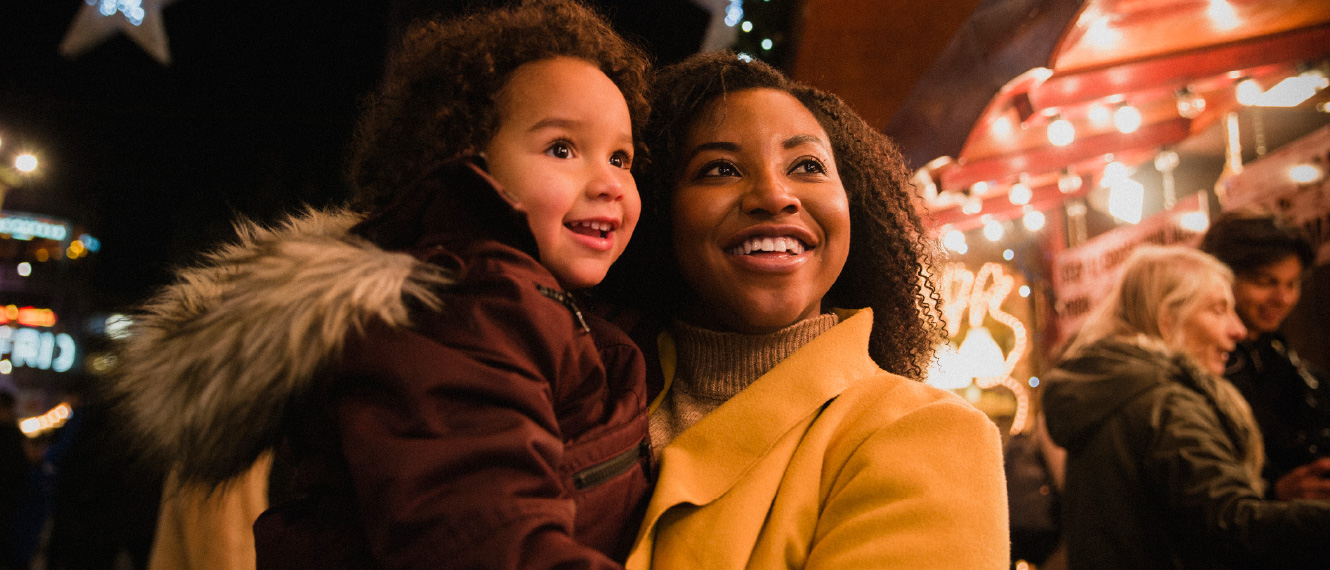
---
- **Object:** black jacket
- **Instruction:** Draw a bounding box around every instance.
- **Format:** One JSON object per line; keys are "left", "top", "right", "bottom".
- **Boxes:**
{"left": 1043, "top": 338, "right": 1330, "bottom": 569}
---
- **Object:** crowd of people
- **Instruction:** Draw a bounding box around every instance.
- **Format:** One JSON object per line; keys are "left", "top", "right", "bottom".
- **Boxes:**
{"left": 1, "top": 1, "right": 1326, "bottom": 569}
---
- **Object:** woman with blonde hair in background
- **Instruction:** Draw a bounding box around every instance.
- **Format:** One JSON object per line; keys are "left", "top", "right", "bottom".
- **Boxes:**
{"left": 1043, "top": 245, "right": 1330, "bottom": 569}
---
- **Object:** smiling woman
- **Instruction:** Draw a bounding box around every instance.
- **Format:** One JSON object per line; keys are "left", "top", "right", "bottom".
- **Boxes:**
{"left": 604, "top": 51, "right": 1010, "bottom": 569}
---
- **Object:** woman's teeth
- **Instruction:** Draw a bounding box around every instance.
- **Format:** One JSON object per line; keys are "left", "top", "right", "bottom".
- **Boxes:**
{"left": 726, "top": 236, "right": 807, "bottom": 255}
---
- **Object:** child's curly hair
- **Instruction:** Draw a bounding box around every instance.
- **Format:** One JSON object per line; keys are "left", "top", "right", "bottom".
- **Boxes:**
{"left": 607, "top": 51, "right": 945, "bottom": 379}
{"left": 348, "top": 0, "right": 651, "bottom": 211}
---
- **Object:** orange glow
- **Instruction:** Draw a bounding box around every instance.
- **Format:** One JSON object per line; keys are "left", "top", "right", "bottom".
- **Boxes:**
{"left": 0, "top": 306, "right": 58, "bottom": 328}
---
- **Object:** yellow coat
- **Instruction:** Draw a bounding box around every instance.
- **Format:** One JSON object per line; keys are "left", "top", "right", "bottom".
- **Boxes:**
{"left": 627, "top": 309, "right": 1010, "bottom": 569}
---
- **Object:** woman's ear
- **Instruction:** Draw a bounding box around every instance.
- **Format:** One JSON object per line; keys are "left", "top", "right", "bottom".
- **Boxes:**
{"left": 1156, "top": 307, "right": 1177, "bottom": 345}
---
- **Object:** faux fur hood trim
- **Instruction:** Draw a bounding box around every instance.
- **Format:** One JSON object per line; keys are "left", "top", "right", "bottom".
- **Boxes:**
{"left": 110, "top": 207, "right": 453, "bottom": 485}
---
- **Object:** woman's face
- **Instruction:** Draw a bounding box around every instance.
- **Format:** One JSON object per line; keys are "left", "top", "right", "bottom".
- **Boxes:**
{"left": 1173, "top": 280, "right": 1247, "bottom": 375}
{"left": 670, "top": 88, "right": 851, "bottom": 334}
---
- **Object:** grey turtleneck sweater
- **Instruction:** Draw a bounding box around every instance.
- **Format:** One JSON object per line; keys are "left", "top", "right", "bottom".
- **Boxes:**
{"left": 648, "top": 313, "right": 840, "bottom": 456}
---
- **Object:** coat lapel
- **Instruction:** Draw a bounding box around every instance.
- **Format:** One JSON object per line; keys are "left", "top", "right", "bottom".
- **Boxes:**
{"left": 630, "top": 309, "right": 879, "bottom": 565}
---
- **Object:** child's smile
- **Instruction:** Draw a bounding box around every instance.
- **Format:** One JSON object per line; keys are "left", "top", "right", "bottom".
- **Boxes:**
{"left": 484, "top": 56, "right": 640, "bottom": 290}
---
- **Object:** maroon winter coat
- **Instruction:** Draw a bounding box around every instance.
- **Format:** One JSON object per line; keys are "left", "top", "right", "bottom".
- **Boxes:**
{"left": 238, "top": 157, "right": 651, "bottom": 568}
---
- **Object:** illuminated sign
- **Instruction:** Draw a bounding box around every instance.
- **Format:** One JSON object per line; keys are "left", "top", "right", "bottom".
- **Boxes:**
{"left": 0, "top": 212, "right": 70, "bottom": 242}
{"left": 0, "top": 305, "right": 76, "bottom": 374}
{"left": 932, "top": 262, "right": 1030, "bottom": 434}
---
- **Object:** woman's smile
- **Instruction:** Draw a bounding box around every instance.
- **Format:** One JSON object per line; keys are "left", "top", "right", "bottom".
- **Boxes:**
{"left": 671, "top": 88, "right": 850, "bottom": 333}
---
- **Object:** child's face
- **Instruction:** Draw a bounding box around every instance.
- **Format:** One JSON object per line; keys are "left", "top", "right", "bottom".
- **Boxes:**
{"left": 485, "top": 57, "right": 640, "bottom": 290}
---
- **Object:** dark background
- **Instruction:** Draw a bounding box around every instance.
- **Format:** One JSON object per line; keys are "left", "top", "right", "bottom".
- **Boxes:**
{"left": 0, "top": 0, "right": 709, "bottom": 310}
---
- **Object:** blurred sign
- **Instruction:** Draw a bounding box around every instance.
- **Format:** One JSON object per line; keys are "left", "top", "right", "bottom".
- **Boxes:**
{"left": 1052, "top": 193, "right": 1206, "bottom": 345}
{"left": 1222, "top": 124, "right": 1330, "bottom": 266}
{"left": 0, "top": 211, "right": 71, "bottom": 242}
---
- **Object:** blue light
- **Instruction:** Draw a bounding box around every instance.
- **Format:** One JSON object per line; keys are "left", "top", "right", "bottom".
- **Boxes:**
{"left": 761, "top": 38, "right": 774, "bottom": 50}
{"left": 78, "top": 234, "right": 101, "bottom": 252}
{"left": 724, "top": 1, "right": 744, "bottom": 27}
{"left": 1028, "top": 376, "right": 1040, "bottom": 388}
{"left": 1002, "top": 249, "right": 1014, "bottom": 260}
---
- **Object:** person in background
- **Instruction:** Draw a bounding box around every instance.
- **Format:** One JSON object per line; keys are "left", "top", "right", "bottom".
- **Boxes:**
{"left": 1043, "top": 245, "right": 1330, "bottom": 569}
{"left": 1200, "top": 211, "right": 1330, "bottom": 500}
{"left": 0, "top": 390, "right": 28, "bottom": 570}
{"left": 603, "top": 51, "right": 1008, "bottom": 569}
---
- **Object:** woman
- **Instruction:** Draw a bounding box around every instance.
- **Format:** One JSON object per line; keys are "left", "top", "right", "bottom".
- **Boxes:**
{"left": 603, "top": 52, "right": 1009, "bottom": 569}
{"left": 1042, "top": 246, "right": 1330, "bottom": 569}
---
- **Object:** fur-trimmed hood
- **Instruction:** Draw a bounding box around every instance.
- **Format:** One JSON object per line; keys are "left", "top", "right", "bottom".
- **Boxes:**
{"left": 109, "top": 207, "right": 453, "bottom": 485}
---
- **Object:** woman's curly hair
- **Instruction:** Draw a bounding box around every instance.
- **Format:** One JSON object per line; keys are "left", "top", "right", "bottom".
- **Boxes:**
{"left": 348, "top": 0, "right": 651, "bottom": 211}
{"left": 606, "top": 51, "right": 945, "bottom": 378}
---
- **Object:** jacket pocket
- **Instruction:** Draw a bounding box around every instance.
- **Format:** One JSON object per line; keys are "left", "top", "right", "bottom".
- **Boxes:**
{"left": 572, "top": 439, "right": 648, "bottom": 490}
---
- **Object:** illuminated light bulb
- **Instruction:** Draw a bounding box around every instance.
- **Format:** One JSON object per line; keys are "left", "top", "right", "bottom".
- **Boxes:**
{"left": 0, "top": 360, "right": 10, "bottom": 375}
{"left": 1179, "top": 211, "right": 1210, "bottom": 232}
{"left": 1288, "top": 163, "right": 1323, "bottom": 184}
{"left": 1107, "top": 175, "right": 1144, "bottom": 224}
{"left": 1003, "top": 249, "right": 1014, "bottom": 261}
{"left": 1047, "top": 116, "right": 1075, "bottom": 147}
{"left": 1027, "top": 375, "right": 1039, "bottom": 387}
{"left": 1102, "top": 160, "right": 1129, "bottom": 182}
{"left": 1058, "top": 171, "right": 1083, "bottom": 194}
{"left": 1235, "top": 78, "right": 1263, "bottom": 106}
{"left": 971, "top": 180, "right": 990, "bottom": 196}
{"left": 1176, "top": 88, "right": 1206, "bottom": 119}
{"left": 741, "top": 21, "right": 752, "bottom": 32}
{"left": 1085, "top": 19, "right": 1121, "bottom": 50}
{"left": 942, "top": 228, "right": 968, "bottom": 253}
{"left": 925, "top": 343, "right": 973, "bottom": 390}
{"left": 724, "top": 0, "right": 743, "bottom": 26}
{"left": 1154, "top": 150, "right": 1180, "bottom": 172}
{"left": 1023, "top": 209, "right": 1046, "bottom": 232}
{"left": 1008, "top": 178, "right": 1032, "bottom": 205}
{"left": 16, "top": 262, "right": 31, "bottom": 277}
{"left": 761, "top": 38, "right": 773, "bottom": 50}
{"left": 1319, "top": 102, "right": 1330, "bottom": 113}
{"left": 1255, "top": 70, "right": 1330, "bottom": 107}
{"left": 957, "top": 326, "right": 1007, "bottom": 379}
{"left": 961, "top": 195, "right": 983, "bottom": 215}
{"left": 1207, "top": 0, "right": 1240, "bottom": 31}
{"left": 1087, "top": 103, "right": 1112, "bottom": 127}
{"left": 14, "top": 154, "right": 37, "bottom": 173}
{"left": 983, "top": 218, "right": 1005, "bottom": 242}
{"left": 991, "top": 116, "right": 1014, "bottom": 139}
{"left": 1113, "top": 103, "right": 1142, "bottom": 134}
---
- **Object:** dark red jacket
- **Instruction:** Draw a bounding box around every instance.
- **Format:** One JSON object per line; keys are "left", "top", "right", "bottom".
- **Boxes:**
{"left": 244, "top": 158, "right": 651, "bottom": 569}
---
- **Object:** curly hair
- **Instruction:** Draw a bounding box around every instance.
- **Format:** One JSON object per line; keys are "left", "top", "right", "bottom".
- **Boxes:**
{"left": 606, "top": 51, "right": 945, "bottom": 379}
{"left": 347, "top": 0, "right": 651, "bottom": 211}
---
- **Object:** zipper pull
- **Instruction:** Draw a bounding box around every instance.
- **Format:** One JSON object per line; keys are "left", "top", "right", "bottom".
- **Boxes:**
{"left": 535, "top": 284, "right": 590, "bottom": 334}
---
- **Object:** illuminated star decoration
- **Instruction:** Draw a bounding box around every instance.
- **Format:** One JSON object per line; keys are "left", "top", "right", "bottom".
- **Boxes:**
{"left": 59, "top": 0, "right": 180, "bottom": 66}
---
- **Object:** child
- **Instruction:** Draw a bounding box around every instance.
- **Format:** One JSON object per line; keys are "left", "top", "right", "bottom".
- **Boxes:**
{"left": 109, "top": 1, "right": 652, "bottom": 568}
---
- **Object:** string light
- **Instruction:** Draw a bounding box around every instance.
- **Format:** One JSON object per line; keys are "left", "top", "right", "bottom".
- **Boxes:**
{"left": 1008, "top": 175, "right": 1032, "bottom": 205}
{"left": 1175, "top": 87, "right": 1206, "bottom": 119}
{"left": 1113, "top": 103, "right": 1142, "bottom": 134}
{"left": 1022, "top": 209, "right": 1046, "bottom": 232}
{"left": 983, "top": 217, "right": 1005, "bottom": 242}
{"left": 1047, "top": 115, "right": 1075, "bottom": 147}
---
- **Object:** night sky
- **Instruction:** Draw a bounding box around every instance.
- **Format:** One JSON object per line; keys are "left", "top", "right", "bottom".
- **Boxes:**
{"left": 0, "top": 0, "right": 707, "bottom": 310}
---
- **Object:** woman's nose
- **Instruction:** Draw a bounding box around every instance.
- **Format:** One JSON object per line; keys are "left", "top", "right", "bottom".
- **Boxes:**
{"left": 739, "top": 169, "right": 800, "bottom": 215}
{"left": 1228, "top": 313, "right": 1247, "bottom": 341}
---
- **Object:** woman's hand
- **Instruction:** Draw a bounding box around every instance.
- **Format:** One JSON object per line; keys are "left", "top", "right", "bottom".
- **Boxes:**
{"left": 1273, "top": 457, "right": 1330, "bottom": 501}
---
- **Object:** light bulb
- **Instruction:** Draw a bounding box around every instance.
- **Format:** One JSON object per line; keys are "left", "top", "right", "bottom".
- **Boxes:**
{"left": 1113, "top": 104, "right": 1142, "bottom": 134}
{"left": 1047, "top": 116, "right": 1075, "bottom": 147}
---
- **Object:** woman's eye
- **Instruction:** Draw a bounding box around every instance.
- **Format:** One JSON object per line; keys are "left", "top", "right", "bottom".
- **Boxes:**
{"left": 790, "top": 158, "right": 825, "bottom": 175}
{"left": 699, "top": 161, "right": 740, "bottom": 178}
{"left": 546, "top": 141, "right": 573, "bottom": 159}
{"left": 610, "top": 151, "right": 632, "bottom": 169}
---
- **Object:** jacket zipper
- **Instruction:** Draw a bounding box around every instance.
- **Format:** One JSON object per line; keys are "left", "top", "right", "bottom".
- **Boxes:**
{"left": 573, "top": 439, "right": 647, "bottom": 490}
{"left": 535, "top": 284, "right": 590, "bottom": 333}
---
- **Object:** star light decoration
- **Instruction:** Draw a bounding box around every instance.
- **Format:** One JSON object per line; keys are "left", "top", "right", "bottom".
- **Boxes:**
{"left": 59, "top": 0, "right": 180, "bottom": 66}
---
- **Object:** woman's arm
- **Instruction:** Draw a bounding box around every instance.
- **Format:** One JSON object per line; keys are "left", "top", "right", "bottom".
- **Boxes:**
{"left": 1146, "top": 389, "right": 1330, "bottom": 566}
{"left": 806, "top": 397, "right": 1010, "bottom": 569}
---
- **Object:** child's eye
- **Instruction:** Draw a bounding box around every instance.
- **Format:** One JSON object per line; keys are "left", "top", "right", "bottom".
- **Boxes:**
{"left": 789, "top": 158, "right": 825, "bottom": 175}
{"left": 698, "top": 161, "right": 740, "bottom": 178}
{"left": 609, "top": 150, "right": 632, "bottom": 169}
{"left": 546, "top": 141, "right": 573, "bottom": 159}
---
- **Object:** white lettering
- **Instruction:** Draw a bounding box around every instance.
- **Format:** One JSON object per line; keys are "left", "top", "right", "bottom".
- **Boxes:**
{"left": 53, "top": 334, "right": 76, "bottom": 373}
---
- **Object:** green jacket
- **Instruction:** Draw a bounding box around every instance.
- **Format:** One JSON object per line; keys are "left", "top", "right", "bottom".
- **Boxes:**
{"left": 1044, "top": 338, "right": 1330, "bottom": 569}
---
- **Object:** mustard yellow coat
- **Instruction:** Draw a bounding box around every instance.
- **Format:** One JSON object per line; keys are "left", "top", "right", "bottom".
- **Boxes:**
{"left": 627, "top": 309, "right": 1010, "bottom": 569}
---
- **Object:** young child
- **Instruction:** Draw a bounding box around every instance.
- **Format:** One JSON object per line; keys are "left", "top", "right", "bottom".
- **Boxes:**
{"left": 109, "top": 1, "right": 652, "bottom": 568}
